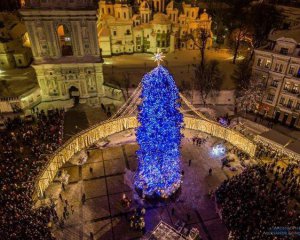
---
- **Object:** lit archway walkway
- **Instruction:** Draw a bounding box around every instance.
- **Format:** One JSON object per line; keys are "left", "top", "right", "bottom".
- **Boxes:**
{"left": 34, "top": 116, "right": 256, "bottom": 200}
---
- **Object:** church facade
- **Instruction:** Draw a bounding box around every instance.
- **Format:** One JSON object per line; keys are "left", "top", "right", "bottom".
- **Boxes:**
{"left": 98, "top": 0, "right": 213, "bottom": 56}
{"left": 20, "top": 0, "right": 104, "bottom": 103}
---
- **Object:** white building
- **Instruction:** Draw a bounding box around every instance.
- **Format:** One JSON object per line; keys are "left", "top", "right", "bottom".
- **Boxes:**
{"left": 20, "top": 0, "right": 105, "bottom": 104}
{"left": 98, "top": 0, "right": 213, "bottom": 56}
{"left": 253, "top": 31, "right": 300, "bottom": 128}
{"left": 0, "top": 14, "right": 32, "bottom": 69}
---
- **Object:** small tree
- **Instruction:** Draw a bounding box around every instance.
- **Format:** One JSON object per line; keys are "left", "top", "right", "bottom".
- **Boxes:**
{"left": 193, "top": 60, "right": 222, "bottom": 106}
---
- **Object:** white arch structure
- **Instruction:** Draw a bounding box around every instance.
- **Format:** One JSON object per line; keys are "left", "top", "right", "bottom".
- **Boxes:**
{"left": 33, "top": 116, "right": 256, "bottom": 200}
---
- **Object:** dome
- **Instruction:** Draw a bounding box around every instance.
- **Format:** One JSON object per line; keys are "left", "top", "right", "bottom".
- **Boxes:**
{"left": 152, "top": 13, "right": 171, "bottom": 24}
{"left": 199, "top": 9, "right": 209, "bottom": 20}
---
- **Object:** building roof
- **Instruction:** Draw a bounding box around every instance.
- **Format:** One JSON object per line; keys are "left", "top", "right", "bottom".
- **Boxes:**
{"left": 152, "top": 13, "right": 171, "bottom": 25}
{"left": 269, "top": 27, "right": 300, "bottom": 44}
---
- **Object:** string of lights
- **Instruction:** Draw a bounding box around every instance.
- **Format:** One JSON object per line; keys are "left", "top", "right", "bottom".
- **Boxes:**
{"left": 134, "top": 65, "right": 183, "bottom": 198}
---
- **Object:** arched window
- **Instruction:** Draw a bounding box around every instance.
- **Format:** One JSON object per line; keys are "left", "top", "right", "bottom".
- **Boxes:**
{"left": 57, "top": 25, "right": 73, "bottom": 56}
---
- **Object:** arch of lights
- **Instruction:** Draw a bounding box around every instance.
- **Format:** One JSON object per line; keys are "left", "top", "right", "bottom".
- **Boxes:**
{"left": 33, "top": 116, "right": 257, "bottom": 200}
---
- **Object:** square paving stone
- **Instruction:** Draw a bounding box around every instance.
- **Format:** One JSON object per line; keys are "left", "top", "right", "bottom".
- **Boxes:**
{"left": 144, "top": 208, "right": 164, "bottom": 232}
{"left": 103, "top": 146, "right": 123, "bottom": 160}
{"left": 83, "top": 196, "right": 110, "bottom": 221}
{"left": 124, "top": 144, "right": 139, "bottom": 157}
{"left": 83, "top": 219, "right": 113, "bottom": 240}
{"left": 197, "top": 196, "right": 219, "bottom": 221}
{"left": 127, "top": 156, "right": 138, "bottom": 171}
{"left": 87, "top": 149, "right": 103, "bottom": 163}
{"left": 106, "top": 175, "right": 131, "bottom": 194}
{"left": 167, "top": 203, "right": 199, "bottom": 225}
{"left": 83, "top": 178, "right": 107, "bottom": 199}
{"left": 83, "top": 162, "right": 104, "bottom": 180}
{"left": 64, "top": 165, "right": 80, "bottom": 183}
{"left": 64, "top": 182, "right": 82, "bottom": 203}
{"left": 204, "top": 218, "right": 228, "bottom": 240}
{"left": 112, "top": 217, "right": 143, "bottom": 240}
{"left": 104, "top": 158, "right": 126, "bottom": 175}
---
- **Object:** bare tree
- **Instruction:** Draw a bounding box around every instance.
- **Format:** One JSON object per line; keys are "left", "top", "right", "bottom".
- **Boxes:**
{"left": 185, "top": 28, "right": 211, "bottom": 69}
{"left": 230, "top": 27, "right": 253, "bottom": 64}
{"left": 232, "top": 59, "right": 266, "bottom": 113}
{"left": 193, "top": 60, "right": 222, "bottom": 106}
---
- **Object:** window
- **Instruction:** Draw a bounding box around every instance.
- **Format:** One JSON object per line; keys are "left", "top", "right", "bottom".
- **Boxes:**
{"left": 157, "top": 41, "right": 160, "bottom": 47}
{"left": 113, "top": 31, "right": 116, "bottom": 36}
{"left": 85, "top": 44, "right": 89, "bottom": 48}
{"left": 18, "top": 59, "right": 22, "bottom": 64}
{"left": 108, "top": 8, "right": 111, "bottom": 14}
{"left": 279, "top": 64, "right": 283, "bottom": 73}
{"left": 162, "top": 41, "right": 165, "bottom": 47}
{"left": 292, "top": 84, "right": 299, "bottom": 94}
{"left": 126, "top": 29, "right": 131, "bottom": 35}
{"left": 275, "top": 63, "right": 283, "bottom": 73}
{"left": 280, "top": 47, "right": 288, "bottom": 55}
{"left": 287, "top": 99, "right": 293, "bottom": 108}
{"left": 124, "top": 12, "right": 126, "bottom": 19}
{"left": 118, "top": 12, "right": 120, "bottom": 18}
{"left": 284, "top": 82, "right": 290, "bottom": 91}
{"left": 288, "top": 66, "right": 295, "bottom": 75}
{"left": 271, "top": 80, "right": 279, "bottom": 87}
{"left": 257, "top": 58, "right": 262, "bottom": 67}
{"left": 279, "top": 97, "right": 285, "bottom": 105}
{"left": 265, "top": 60, "right": 271, "bottom": 68}
{"left": 267, "top": 94, "right": 275, "bottom": 102}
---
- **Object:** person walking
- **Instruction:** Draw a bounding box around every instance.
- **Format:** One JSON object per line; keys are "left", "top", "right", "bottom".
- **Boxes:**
{"left": 188, "top": 159, "right": 192, "bottom": 166}
{"left": 209, "top": 168, "right": 212, "bottom": 176}
{"left": 81, "top": 193, "right": 86, "bottom": 205}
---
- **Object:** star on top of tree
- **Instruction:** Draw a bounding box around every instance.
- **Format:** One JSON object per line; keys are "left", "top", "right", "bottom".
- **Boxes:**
{"left": 153, "top": 51, "right": 165, "bottom": 66}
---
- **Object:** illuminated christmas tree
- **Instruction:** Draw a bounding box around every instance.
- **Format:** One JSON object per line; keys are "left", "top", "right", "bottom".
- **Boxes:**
{"left": 135, "top": 53, "right": 183, "bottom": 198}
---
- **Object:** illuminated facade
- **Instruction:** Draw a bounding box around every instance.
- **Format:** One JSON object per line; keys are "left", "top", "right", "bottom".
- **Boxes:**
{"left": 98, "top": 0, "right": 213, "bottom": 56}
{"left": 20, "top": 0, "right": 104, "bottom": 103}
{"left": 0, "top": 13, "right": 32, "bottom": 69}
{"left": 253, "top": 36, "right": 300, "bottom": 128}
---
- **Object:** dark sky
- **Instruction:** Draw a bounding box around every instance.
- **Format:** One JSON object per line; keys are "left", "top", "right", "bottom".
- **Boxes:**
{"left": 0, "top": 0, "right": 20, "bottom": 11}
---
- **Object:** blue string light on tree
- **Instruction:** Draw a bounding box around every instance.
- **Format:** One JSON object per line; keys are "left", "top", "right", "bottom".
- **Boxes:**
{"left": 135, "top": 52, "right": 183, "bottom": 198}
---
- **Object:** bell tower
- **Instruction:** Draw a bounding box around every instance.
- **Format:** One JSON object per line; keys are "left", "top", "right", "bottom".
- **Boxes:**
{"left": 20, "top": 0, "right": 104, "bottom": 103}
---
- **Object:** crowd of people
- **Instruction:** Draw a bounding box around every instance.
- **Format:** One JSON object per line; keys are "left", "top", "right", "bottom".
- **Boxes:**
{"left": 192, "top": 136, "right": 208, "bottom": 146}
{"left": 0, "top": 109, "right": 64, "bottom": 239}
{"left": 215, "top": 164, "right": 300, "bottom": 240}
{"left": 255, "top": 142, "right": 286, "bottom": 161}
